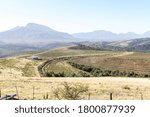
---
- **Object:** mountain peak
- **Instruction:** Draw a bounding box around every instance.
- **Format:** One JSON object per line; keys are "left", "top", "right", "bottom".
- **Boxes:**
{"left": 0, "top": 23, "right": 74, "bottom": 44}
{"left": 25, "top": 23, "right": 54, "bottom": 32}
{"left": 26, "top": 23, "right": 45, "bottom": 27}
{"left": 93, "top": 30, "right": 113, "bottom": 33}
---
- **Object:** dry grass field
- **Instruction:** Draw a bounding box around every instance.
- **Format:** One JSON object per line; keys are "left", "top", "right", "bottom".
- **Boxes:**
{"left": 70, "top": 52, "right": 150, "bottom": 74}
{"left": 0, "top": 57, "right": 42, "bottom": 78}
{"left": 0, "top": 46, "right": 150, "bottom": 100}
{"left": 0, "top": 76, "right": 150, "bottom": 100}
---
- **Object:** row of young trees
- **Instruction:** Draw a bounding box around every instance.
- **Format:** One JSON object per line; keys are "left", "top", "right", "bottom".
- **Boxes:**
{"left": 45, "top": 71, "right": 65, "bottom": 77}
{"left": 38, "top": 58, "right": 150, "bottom": 78}
{"left": 44, "top": 71, "right": 90, "bottom": 77}
{"left": 68, "top": 62, "right": 150, "bottom": 78}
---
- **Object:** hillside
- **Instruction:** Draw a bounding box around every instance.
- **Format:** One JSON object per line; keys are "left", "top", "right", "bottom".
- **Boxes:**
{"left": 0, "top": 42, "right": 74, "bottom": 57}
{"left": 35, "top": 46, "right": 150, "bottom": 77}
{"left": 0, "top": 46, "right": 150, "bottom": 100}
{"left": 76, "top": 38, "right": 150, "bottom": 52}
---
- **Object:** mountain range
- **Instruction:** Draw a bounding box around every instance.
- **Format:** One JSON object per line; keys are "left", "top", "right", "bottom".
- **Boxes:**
{"left": 0, "top": 23, "right": 150, "bottom": 57}
{"left": 0, "top": 23, "right": 150, "bottom": 43}
{"left": 73, "top": 30, "right": 150, "bottom": 41}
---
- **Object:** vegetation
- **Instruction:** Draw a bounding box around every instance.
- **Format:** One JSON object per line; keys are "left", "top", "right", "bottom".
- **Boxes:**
{"left": 69, "top": 44, "right": 109, "bottom": 51}
{"left": 35, "top": 46, "right": 112, "bottom": 59}
{"left": 45, "top": 71, "right": 65, "bottom": 77}
{"left": 0, "top": 59, "right": 18, "bottom": 68}
{"left": 75, "top": 39, "right": 150, "bottom": 52}
{"left": 53, "top": 82, "right": 89, "bottom": 100}
{"left": 21, "top": 63, "right": 36, "bottom": 77}
{"left": 71, "top": 52, "right": 150, "bottom": 75}
{"left": 68, "top": 62, "right": 150, "bottom": 77}
{"left": 122, "top": 85, "right": 131, "bottom": 90}
{"left": 0, "top": 46, "right": 150, "bottom": 100}
{"left": 38, "top": 58, "right": 91, "bottom": 77}
{"left": 38, "top": 49, "right": 150, "bottom": 78}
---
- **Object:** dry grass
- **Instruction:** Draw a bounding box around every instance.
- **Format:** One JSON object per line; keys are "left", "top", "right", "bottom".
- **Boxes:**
{"left": 0, "top": 58, "right": 41, "bottom": 78}
{"left": 0, "top": 47, "right": 150, "bottom": 100}
{"left": 0, "top": 76, "right": 150, "bottom": 100}
{"left": 71, "top": 52, "right": 150, "bottom": 74}
{"left": 36, "top": 46, "right": 116, "bottom": 59}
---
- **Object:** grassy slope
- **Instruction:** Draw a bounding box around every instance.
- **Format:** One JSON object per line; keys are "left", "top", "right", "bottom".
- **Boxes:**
{"left": 45, "top": 61, "right": 80, "bottom": 75}
{"left": 0, "top": 58, "right": 41, "bottom": 77}
{"left": 35, "top": 46, "right": 117, "bottom": 59}
{"left": 38, "top": 47, "right": 122, "bottom": 77}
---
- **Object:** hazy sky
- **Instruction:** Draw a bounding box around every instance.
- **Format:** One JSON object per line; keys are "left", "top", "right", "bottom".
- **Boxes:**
{"left": 0, "top": 0, "right": 150, "bottom": 34}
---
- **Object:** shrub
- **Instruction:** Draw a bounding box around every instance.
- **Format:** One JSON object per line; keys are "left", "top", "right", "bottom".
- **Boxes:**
{"left": 122, "top": 85, "right": 130, "bottom": 90}
{"left": 45, "top": 72, "right": 66, "bottom": 77}
{"left": 79, "top": 71, "right": 90, "bottom": 77}
{"left": 53, "top": 82, "right": 89, "bottom": 100}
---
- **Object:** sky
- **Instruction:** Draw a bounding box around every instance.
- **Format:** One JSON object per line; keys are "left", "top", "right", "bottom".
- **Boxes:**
{"left": 0, "top": 0, "right": 150, "bottom": 34}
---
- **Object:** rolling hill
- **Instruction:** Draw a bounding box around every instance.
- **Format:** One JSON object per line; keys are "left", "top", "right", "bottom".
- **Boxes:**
{"left": 76, "top": 38, "right": 150, "bottom": 52}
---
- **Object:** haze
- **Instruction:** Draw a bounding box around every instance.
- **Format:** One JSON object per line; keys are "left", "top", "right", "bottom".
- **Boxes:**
{"left": 0, "top": 0, "right": 150, "bottom": 34}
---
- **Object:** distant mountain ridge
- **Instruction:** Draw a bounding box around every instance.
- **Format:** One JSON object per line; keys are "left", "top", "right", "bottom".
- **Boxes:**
{"left": 0, "top": 23, "right": 74, "bottom": 44}
{"left": 0, "top": 23, "right": 150, "bottom": 57}
{"left": 73, "top": 30, "right": 150, "bottom": 41}
{"left": 1, "top": 23, "right": 150, "bottom": 43}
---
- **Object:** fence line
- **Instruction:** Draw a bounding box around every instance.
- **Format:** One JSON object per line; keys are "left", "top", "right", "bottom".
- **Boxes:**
{"left": 0, "top": 86, "right": 149, "bottom": 100}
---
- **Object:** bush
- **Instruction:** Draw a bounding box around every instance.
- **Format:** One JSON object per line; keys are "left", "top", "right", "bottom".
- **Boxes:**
{"left": 79, "top": 71, "right": 90, "bottom": 77}
{"left": 122, "top": 85, "right": 130, "bottom": 90}
{"left": 45, "top": 72, "right": 66, "bottom": 77}
{"left": 53, "top": 82, "right": 89, "bottom": 100}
